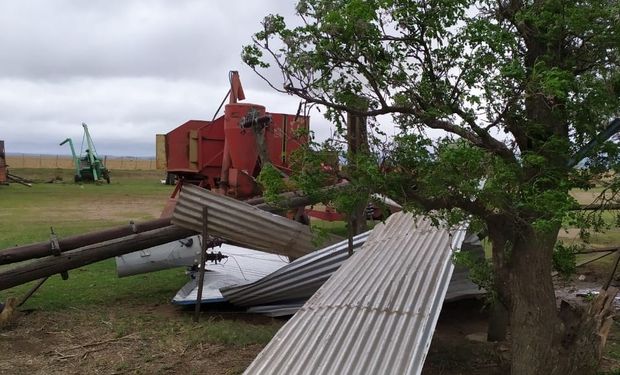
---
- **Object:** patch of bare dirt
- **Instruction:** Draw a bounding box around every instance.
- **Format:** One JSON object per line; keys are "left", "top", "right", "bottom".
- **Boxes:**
{"left": 423, "top": 299, "right": 508, "bottom": 375}
{"left": 2, "top": 277, "right": 619, "bottom": 374}
{"left": 0, "top": 303, "right": 274, "bottom": 375}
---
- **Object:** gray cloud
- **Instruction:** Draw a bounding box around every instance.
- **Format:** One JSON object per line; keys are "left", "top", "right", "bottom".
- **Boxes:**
{"left": 0, "top": 1, "right": 387, "bottom": 157}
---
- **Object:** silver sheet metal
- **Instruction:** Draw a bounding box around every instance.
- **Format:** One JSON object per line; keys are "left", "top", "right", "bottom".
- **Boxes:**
{"left": 221, "top": 231, "right": 483, "bottom": 311}
{"left": 221, "top": 232, "right": 370, "bottom": 306}
{"left": 247, "top": 303, "right": 305, "bottom": 317}
{"left": 244, "top": 212, "right": 467, "bottom": 375}
{"left": 171, "top": 184, "right": 341, "bottom": 258}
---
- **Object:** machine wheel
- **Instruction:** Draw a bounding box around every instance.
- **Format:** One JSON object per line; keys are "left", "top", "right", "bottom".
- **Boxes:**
{"left": 103, "top": 170, "right": 111, "bottom": 184}
{"left": 74, "top": 174, "right": 82, "bottom": 183}
{"left": 165, "top": 173, "right": 176, "bottom": 185}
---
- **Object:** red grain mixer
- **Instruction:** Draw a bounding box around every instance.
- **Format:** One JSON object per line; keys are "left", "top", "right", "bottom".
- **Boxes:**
{"left": 157, "top": 71, "right": 308, "bottom": 204}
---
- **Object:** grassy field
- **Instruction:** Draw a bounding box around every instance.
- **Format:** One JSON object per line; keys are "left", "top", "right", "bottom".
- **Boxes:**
{"left": 0, "top": 169, "right": 283, "bottom": 374}
{"left": 0, "top": 170, "right": 619, "bottom": 374}
{"left": 0, "top": 169, "right": 186, "bottom": 310}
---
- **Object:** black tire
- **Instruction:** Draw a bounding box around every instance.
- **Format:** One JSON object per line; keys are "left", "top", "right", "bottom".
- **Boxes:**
{"left": 165, "top": 173, "right": 176, "bottom": 185}
{"left": 74, "top": 174, "right": 82, "bottom": 183}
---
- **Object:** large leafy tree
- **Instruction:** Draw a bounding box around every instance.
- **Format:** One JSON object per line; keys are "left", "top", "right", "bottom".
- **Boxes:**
{"left": 243, "top": 0, "right": 620, "bottom": 374}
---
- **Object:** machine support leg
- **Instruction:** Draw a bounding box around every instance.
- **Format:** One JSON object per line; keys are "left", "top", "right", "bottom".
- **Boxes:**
{"left": 194, "top": 206, "right": 208, "bottom": 323}
{"left": 17, "top": 277, "right": 49, "bottom": 307}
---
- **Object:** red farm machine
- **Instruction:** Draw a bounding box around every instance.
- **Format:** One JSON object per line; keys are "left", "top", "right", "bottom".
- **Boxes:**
{"left": 157, "top": 71, "right": 308, "bottom": 213}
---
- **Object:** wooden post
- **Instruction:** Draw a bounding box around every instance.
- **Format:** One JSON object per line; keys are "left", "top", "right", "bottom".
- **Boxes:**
{"left": 346, "top": 100, "right": 369, "bottom": 237}
{"left": 0, "top": 217, "right": 174, "bottom": 265}
{"left": 194, "top": 206, "right": 208, "bottom": 322}
{"left": 0, "top": 225, "right": 196, "bottom": 291}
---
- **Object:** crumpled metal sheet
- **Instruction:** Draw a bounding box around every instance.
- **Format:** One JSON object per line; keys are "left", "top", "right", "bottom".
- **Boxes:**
{"left": 220, "top": 232, "right": 370, "bottom": 307}
{"left": 171, "top": 244, "right": 289, "bottom": 304}
{"left": 221, "top": 231, "right": 484, "bottom": 314}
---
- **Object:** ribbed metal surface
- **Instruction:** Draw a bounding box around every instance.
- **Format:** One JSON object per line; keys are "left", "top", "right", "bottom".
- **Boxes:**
{"left": 244, "top": 212, "right": 467, "bottom": 375}
{"left": 172, "top": 184, "right": 340, "bottom": 258}
{"left": 221, "top": 232, "right": 369, "bottom": 306}
{"left": 221, "top": 231, "right": 482, "bottom": 311}
{"left": 446, "top": 233, "right": 485, "bottom": 301}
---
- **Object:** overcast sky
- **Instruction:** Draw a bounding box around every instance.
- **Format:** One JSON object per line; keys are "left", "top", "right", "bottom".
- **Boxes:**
{"left": 0, "top": 0, "right": 347, "bottom": 157}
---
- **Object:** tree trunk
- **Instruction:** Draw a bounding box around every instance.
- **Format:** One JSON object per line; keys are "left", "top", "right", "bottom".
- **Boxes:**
{"left": 487, "top": 217, "right": 513, "bottom": 342}
{"left": 509, "top": 226, "right": 561, "bottom": 374}
{"left": 346, "top": 102, "right": 369, "bottom": 235}
{"left": 507, "top": 226, "right": 616, "bottom": 375}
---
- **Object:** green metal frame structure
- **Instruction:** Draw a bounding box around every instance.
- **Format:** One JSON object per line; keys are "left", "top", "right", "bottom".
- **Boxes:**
{"left": 60, "top": 123, "right": 110, "bottom": 183}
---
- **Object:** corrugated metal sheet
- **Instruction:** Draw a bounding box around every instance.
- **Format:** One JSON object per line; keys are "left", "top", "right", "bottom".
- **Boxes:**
{"left": 247, "top": 303, "right": 305, "bottom": 317}
{"left": 221, "top": 231, "right": 483, "bottom": 312}
{"left": 244, "top": 212, "right": 467, "bottom": 375}
{"left": 446, "top": 233, "right": 486, "bottom": 301}
{"left": 221, "top": 232, "right": 370, "bottom": 306}
{"left": 172, "top": 184, "right": 341, "bottom": 258}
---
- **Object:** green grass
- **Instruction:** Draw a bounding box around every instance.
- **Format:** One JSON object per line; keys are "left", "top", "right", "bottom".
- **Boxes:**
{"left": 0, "top": 168, "right": 178, "bottom": 308}
{"left": 0, "top": 259, "right": 188, "bottom": 310}
{"left": 0, "top": 168, "right": 172, "bottom": 248}
{"left": 185, "top": 317, "right": 281, "bottom": 346}
{"left": 311, "top": 218, "right": 378, "bottom": 238}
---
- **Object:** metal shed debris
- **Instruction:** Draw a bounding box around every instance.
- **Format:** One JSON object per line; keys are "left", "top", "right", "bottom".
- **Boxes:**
{"left": 243, "top": 212, "right": 467, "bottom": 375}
{"left": 171, "top": 244, "right": 288, "bottom": 304}
{"left": 221, "top": 232, "right": 370, "bottom": 307}
{"left": 171, "top": 184, "right": 341, "bottom": 258}
{"left": 221, "top": 231, "right": 483, "bottom": 316}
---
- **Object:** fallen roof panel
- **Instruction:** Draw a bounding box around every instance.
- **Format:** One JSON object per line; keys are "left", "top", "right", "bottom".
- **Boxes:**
{"left": 221, "top": 232, "right": 370, "bottom": 306}
{"left": 171, "top": 184, "right": 341, "bottom": 258}
{"left": 221, "top": 232, "right": 483, "bottom": 312}
{"left": 243, "top": 212, "right": 467, "bottom": 375}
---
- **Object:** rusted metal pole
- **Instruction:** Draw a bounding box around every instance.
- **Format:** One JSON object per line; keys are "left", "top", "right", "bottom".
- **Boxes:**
{"left": 0, "top": 217, "right": 172, "bottom": 265}
{"left": 17, "top": 277, "right": 49, "bottom": 307}
{"left": 249, "top": 182, "right": 349, "bottom": 213}
{"left": 0, "top": 225, "right": 195, "bottom": 291}
{"left": 194, "top": 206, "right": 208, "bottom": 322}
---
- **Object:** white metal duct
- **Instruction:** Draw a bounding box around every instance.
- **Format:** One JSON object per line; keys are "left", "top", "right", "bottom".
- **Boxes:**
{"left": 244, "top": 212, "right": 467, "bottom": 375}
{"left": 115, "top": 235, "right": 202, "bottom": 277}
{"left": 171, "top": 184, "right": 341, "bottom": 258}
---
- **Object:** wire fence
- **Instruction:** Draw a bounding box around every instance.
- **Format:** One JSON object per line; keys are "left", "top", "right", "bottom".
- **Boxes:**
{"left": 5, "top": 154, "right": 157, "bottom": 170}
